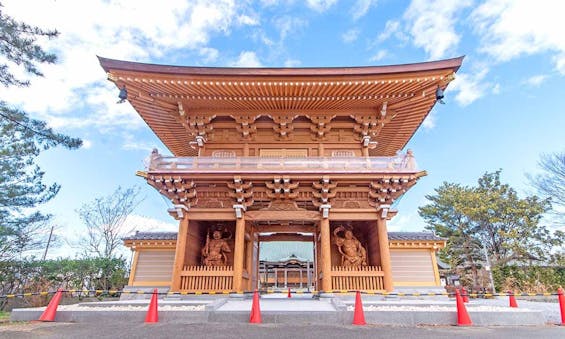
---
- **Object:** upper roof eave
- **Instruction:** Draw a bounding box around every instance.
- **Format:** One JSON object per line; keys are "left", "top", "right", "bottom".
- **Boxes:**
{"left": 98, "top": 55, "right": 464, "bottom": 78}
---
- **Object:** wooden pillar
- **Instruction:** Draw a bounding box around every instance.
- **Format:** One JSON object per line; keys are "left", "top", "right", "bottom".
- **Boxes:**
{"left": 307, "top": 261, "right": 311, "bottom": 290}
{"left": 128, "top": 250, "right": 140, "bottom": 286}
{"left": 171, "top": 213, "right": 189, "bottom": 291}
{"left": 233, "top": 214, "right": 246, "bottom": 292}
{"left": 377, "top": 217, "right": 393, "bottom": 292}
{"left": 430, "top": 249, "right": 441, "bottom": 286}
{"left": 319, "top": 217, "right": 332, "bottom": 292}
{"left": 245, "top": 233, "right": 253, "bottom": 291}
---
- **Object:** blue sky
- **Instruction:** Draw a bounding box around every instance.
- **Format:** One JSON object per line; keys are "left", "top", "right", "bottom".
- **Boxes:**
{"left": 3, "top": 0, "right": 565, "bottom": 257}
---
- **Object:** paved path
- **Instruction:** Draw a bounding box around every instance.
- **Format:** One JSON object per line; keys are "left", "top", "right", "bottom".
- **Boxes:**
{"left": 1, "top": 322, "right": 564, "bottom": 339}
{"left": 217, "top": 299, "right": 335, "bottom": 312}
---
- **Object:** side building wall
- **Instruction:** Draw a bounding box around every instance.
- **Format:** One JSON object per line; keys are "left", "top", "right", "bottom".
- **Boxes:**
{"left": 390, "top": 248, "right": 440, "bottom": 287}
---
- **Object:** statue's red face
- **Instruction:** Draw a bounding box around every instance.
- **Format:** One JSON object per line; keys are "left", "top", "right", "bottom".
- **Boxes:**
{"left": 213, "top": 231, "right": 221, "bottom": 239}
{"left": 345, "top": 231, "right": 353, "bottom": 239}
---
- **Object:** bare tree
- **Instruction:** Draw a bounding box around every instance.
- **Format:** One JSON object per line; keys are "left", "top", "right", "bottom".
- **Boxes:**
{"left": 77, "top": 186, "right": 142, "bottom": 258}
{"left": 530, "top": 152, "right": 565, "bottom": 222}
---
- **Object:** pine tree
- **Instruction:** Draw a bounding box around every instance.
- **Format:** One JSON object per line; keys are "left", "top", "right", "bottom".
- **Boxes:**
{"left": 419, "top": 171, "right": 563, "bottom": 288}
{"left": 0, "top": 4, "right": 81, "bottom": 258}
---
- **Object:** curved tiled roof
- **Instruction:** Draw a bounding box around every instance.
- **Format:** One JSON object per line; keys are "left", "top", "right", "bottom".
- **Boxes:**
{"left": 123, "top": 231, "right": 177, "bottom": 241}
{"left": 388, "top": 232, "right": 444, "bottom": 241}
{"left": 99, "top": 57, "right": 463, "bottom": 157}
{"left": 124, "top": 231, "right": 444, "bottom": 242}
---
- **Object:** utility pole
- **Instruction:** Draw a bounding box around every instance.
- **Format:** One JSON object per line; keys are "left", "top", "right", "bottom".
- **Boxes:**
{"left": 482, "top": 244, "right": 496, "bottom": 294}
{"left": 42, "top": 225, "right": 55, "bottom": 260}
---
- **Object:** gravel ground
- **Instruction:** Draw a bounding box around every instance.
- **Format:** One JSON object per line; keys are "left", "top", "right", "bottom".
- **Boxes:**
{"left": 473, "top": 298, "right": 563, "bottom": 324}
{"left": 338, "top": 297, "right": 563, "bottom": 324}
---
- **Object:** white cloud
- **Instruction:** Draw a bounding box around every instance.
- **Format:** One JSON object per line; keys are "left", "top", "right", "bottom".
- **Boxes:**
{"left": 388, "top": 213, "right": 421, "bottom": 232}
{"left": 122, "top": 214, "right": 178, "bottom": 235}
{"left": 284, "top": 59, "right": 302, "bottom": 67}
{"left": 449, "top": 69, "right": 490, "bottom": 106}
{"left": 306, "top": 0, "right": 338, "bottom": 12}
{"left": 492, "top": 83, "right": 501, "bottom": 94}
{"left": 231, "top": 51, "right": 263, "bottom": 67}
{"left": 121, "top": 133, "right": 159, "bottom": 152}
{"left": 370, "top": 50, "right": 388, "bottom": 62}
{"left": 377, "top": 20, "right": 401, "bottom": 42}
{"left": 422, "top": 111, "right": 436, "bottom": 129}
{"left": 403, "top": 0, "right": 472, "bottom": 60}
{"left": 82, "top": 139, "right": 93, "bottom": 149}
{"left": 1, "top": 0, "right": 245, "bottom": 132}
{"left": 199, "top": 47, "right": 220, "bottom": 63}
{"left": 471, "top": 0, "right": 565, "bottom": 73}
{"left": 523, "top": 74, "right": 549, "bottom": 87}
{"left": 274, "top": 16, "right": 308, "bottom": 41}
{"left": 553, "top": 53, "right": 565, "bottom": 75}
{"left": 342, "top": 29, "right": 360, "bottom": 43}
{"left": 238, "top": 14, "right": 260, "bottom": 26}
{"left": 350, "top": 0, "right": 378, "bottom": 20}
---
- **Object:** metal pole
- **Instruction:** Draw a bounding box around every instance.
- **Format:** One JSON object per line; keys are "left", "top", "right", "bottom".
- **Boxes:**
{"left": 482, "top": 244, "right": 496, "bottom": 294}
{"left": 42, "top": 225, "right": 55, "bottom": 260}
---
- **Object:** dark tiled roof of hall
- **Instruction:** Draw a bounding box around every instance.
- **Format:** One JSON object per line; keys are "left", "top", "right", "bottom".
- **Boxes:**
{"left": 124, "top": 231, "right": 443, "bottom": 241}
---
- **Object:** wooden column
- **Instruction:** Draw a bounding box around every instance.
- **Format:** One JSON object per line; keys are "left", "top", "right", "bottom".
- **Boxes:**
{"left": 128, "top": 251, "right": 140, "bottom": 286}
{"left": 171, "top": 213, "right": 189, "bottom": 291}
{"left": 377, "top": 217, "right": 393, "bottom": 292}
{"left": 233, "top": 214, "right": 246, "bottom": 292}
{"left": 319, "top": 217, "right": 332, "bottom": 292}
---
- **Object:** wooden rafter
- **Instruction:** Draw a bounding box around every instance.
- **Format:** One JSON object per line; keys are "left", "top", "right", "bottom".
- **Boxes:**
{"left": 100, "top": 56, "right": 463, "bottom": 156}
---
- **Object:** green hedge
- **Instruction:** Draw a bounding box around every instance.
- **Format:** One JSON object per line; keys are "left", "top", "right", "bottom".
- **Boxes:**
{"left": 0, "top": 257, "right": 128, "bottom": 310}
{"left": 493, "top": 265, "right": 565, "bottom": 293}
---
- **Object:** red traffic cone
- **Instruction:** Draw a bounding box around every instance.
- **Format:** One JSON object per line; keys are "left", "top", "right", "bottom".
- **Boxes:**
{"left": 455, "top": 289, "right": 472, "bottom": 326}
{"left": 558, "top": 287, "right": 565, "bottom": 325}
{"left": 508, "top": 291, "right": 518, "bottom": 308}
{"left": 352, "top": 291, "right": 366, "bottom": 325}
{"left": 39, "top": 288, "right": 64, "bottom": 322}
{"left": 462, "top": 287, "right": 469, "bottom": 303}
{"left": 145, "top": 288, "right": 159, "bottom": 323}
{"left": 287, "top": 288, "right": 291, "bottom": 298}
{"left": 249, "top": 290, "right": 262, "bottom": 324}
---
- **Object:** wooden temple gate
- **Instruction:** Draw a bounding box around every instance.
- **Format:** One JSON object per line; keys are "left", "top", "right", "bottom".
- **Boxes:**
{"left": 160, "top": 201, "right": 406, "bottom": 293}
{"left": 101, "top": 55, "right": 461, "bottom": 293}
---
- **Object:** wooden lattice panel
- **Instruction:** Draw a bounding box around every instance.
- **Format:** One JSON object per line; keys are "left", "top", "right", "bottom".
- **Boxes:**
{"left": 180, "top": 266, "right": 234, "bottom": 292}
{"left": 331, "top": 266, "right": 384, "bottom": 291}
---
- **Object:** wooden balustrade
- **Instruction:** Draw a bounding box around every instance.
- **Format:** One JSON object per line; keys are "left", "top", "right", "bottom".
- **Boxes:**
{"left": 331, "top": 266, "right": 385, "bottom": 291}
{"left": 180, "top": 265, "right": 234, "bottom": 292}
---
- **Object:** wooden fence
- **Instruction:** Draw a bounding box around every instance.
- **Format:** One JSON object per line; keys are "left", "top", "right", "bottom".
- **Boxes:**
{"left": 179, "top": 266, "right": 234, "bottom": 292}
{"left": 331, "top": 266, "right": 384, "bottom": 291}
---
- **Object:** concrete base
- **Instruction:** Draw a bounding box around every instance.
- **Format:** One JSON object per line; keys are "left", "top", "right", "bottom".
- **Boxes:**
{"left": 10, "top": 297, "right": 546, "bottom": 326}
{"left": 119, "top": 286, "right": 170, "bottom": 301}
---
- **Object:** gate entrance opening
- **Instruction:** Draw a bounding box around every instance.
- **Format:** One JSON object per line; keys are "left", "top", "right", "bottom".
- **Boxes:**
{"left": 258, "top": 241, "right": 314, "bottom": 290}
